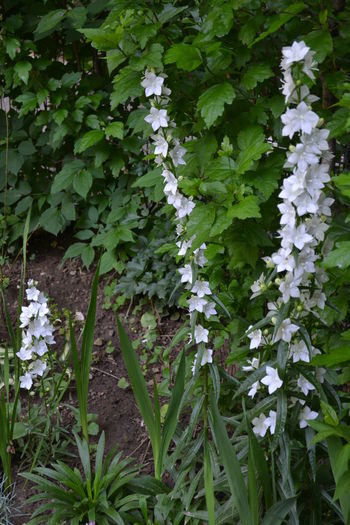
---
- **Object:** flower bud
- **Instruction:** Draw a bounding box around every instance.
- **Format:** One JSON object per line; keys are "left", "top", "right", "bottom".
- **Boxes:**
{"left": 263, "top": 328, "right": 269, "bottom": 336}
{"left": 289, "top": 145, "right": 296, "bottom": 152}
{"left": 271, "top": 316, "right": 277, "bottom": 325}
{"left": 296, "top": 304, "right": 303, "bottom": 312}
{"left": 317, "top": 118, "right": 324, "bottom": 127}
{"left": 296, "top": 79, "right": 302, "bottom": 86}
{"left": 275, "top": 277, "right": 281, "bottom": 285}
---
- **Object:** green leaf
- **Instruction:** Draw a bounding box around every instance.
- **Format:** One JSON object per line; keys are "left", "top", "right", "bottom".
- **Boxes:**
{"left": 51, "top": 160, "right": 85, "bottom": 193}
{"left": 164, "top": 43, "right": 202, "bottom": 71}
{"left": 250, "top": 3, "right": 305, "bottom": 46}
{"left": 333, "top": 172, "right": 350, "bottom": 197}
{"left": 18, "top": 140, "right": 36, "bottom": 156}
{"left": 73, "top": 170, "right": 93, "bottom": 199}
{"left": 323, "top": 242, "right": 350, "bottom": 270}
{"left": 228, "top": 196, "right": 261, "bottom": 220}
{"left": 53, "top": 109, "right": 68, "bottom": 126}
{"left": 117, "top": 318, "right": 156, "bottom": 454}
{"left": 111, "top": 69, "right": 142, "bottom": 110}
{"left": 39, "top": 206, "right": 64, "bottom": 235}
{"left": 34, "top": 9, "right": 66, "bottom": 36}
{"left": 132, "top": 168, "right": 162, "bottom": 189}
{"left": 261, "top": 498, "right": 297, "bottom": 525}
{"left": 209, "top": 394, "right": 252, "bottom": 525}
{"left": 15, "top": 92, "right": 37, "bottom": 116}
{"left": 236, "top": 126, "right": 271, "bottom": 175}
{"left": 197, "top": 83, "right": 235, "bottom": 128}
{"left": 186, "top": 203, "right": 216, "bottom": 249}
{"left": 14, "top": 61, "right": 32, "bottom": 84}
{"left": 242, "top": 64, "right": 274, "bottom": 89}
{"left": 305, "top": 30, "right": 333, "bottom": 63}
{"left": 320, "top": 400, "right": 339, "bottom": 427}
{"left": 105, "top": 122, "right": 124, "bottom": 140}
{"left": 312, "top": 346, "right": 350, "bottom": 367}
{"left": 74, "top": 130, "right": 104, "bottom": 154}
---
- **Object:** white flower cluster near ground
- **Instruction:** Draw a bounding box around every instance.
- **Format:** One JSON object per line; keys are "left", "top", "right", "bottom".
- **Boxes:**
{"left": 247, "top": 41, "right": 331, "bottom": 437}
{"left": 142, "top": 70, "right": 217, "bottom": 371}
{"left": 17, "top": 280, "right": 54, "bottom": 389}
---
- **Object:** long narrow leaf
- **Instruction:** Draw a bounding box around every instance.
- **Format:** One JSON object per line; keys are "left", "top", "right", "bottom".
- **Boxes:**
{"left": 159, "top": 349, "right": 186, "bottom": 470}
{"left": 116, "top": 317, "right": 155, "bottom": 445}
{"left": 209, "top": 394, "right": 252, "bottom": 525}
{"left": 260, "top": 497, "right": 297, "bottom": 525}
{"left": 204, "top": 432, "right": 216, "bottom": 525}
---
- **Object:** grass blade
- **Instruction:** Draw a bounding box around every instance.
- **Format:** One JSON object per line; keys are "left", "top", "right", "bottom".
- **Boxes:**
{"left": 204, "top": 432, "right": 216, "bottom": 525}
{"left": 260, "top": 497, "right": 297, "bottom": 525}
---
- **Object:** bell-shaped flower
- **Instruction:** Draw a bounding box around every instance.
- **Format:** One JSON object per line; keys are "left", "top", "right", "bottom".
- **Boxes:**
{"left": 261, "top": 366, "right": 283, "bottom": 394}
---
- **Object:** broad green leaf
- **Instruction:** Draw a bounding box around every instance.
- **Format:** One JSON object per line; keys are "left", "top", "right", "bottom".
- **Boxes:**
{"left": 323, "top": 242, "right": 350, "bottom": 269}
{"left": 34, "top": 9, "right": 66, "bottom": 36}
{"left": 250, "top": 3, "right": 305, "bottom": 46}
{"left": 18, "top": 140, "right": 36, "bottom": 156}
{"left": 53, "top": 109, "right": 68, "bottom": 126}
{"left": 333, "top": 172, "right": 350, "bottom": 197}
{"left": 132, "top": 168, "right": 162, "bottom": 188}
{"left": 39, "top": 206, "right": 64, "bottom": 235}
{"left": 14, "top": 61, "right": 32, "bottom": 84}
{"left": 15, "top": 92, "right": 37, "bottom": 116}
{"left": 51, "top": 160, "right": 85, "bottom": 193}
{"left": 111, "top": 69, "right": 142, "bottom": 110}
{"left": 73, "top": 170, "right": 92, "bottom": 199}
{"left": 228, "top": 196, "right": 261, "bottom": 220}
{"left": 305, "top": 30, "right": 333, "bottom": 63}
{"left": 236, "top": 126, "right": 271, "bottom": 175}
{"left": 197, "top": 83, "right": 235, "bottom": 128}
{"left": 186, "top": 203, "right": 216, "bottom": 249}
{"left": 105, "top": 122, "right": 124, "bottom": 140}
{"left": 311, "top": 346, "right": 350, "bottom": 367}
{"left": 320, "top": 400, "right": 339, "bottom": 427}
{"left": 74, "top": 130, "right": 104, "bottom": 154}
{"left": 164, "top": 43, "right": 202, "bottom": 71}
{"left": 242, "top": 64, "right": 274, "bottom": 89}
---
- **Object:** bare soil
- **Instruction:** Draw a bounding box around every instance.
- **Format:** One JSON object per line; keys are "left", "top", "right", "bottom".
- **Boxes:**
{"left": 0, "top": 233, "right": 181, "bottom": 524}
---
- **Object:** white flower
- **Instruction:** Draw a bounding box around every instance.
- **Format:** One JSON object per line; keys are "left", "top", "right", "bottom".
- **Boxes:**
{"left": 194, "top": 325, "right": 209, "bottom": 344}
{"left": 297, "top": 374, "right": 315, "bottom": 396}
{"left": 252, "top": 413, "right": 269, "bottom": 437}
{"left": 299, "top": 405, "right": 318, "bottom": 428}
{"left": 163, "top": 170, "right": 178, "bottom": 195}
{"left": 170, "top": 141, "right": 186, "bottom": 166}
{"left": 191, "top": 280, "right": 211, "bottom": 298}
{"left": 193, "top": 244, "right": 207, "bottom": 267}
{"left": 33, "top": 339, "right": 48, "bottom": 356}
{"left": 178, "top": 264, "right": 193, "bottom": 284}
{"left": 302, "top": 50, "right": 317, "bottom": 80}
{"left": 261, "top": 366, "right": 283, "bottom": 394}
{"left": 141, "top": 71, "right": 164, "bottom": 97}
{"left": 20, "top": 372, "right": 33, "bottom": 390}
{"left": 26, "top": 286, "right": 40, "bottom": 302}
{"left": 281, "top": 68, "right": 296, "bottom": 102}
{"left": 272, "top": 248, "right": 295, "bottom": 273}
{"left": 274, "top": 319, "right": 299, "bottom": 343}
{"left": 281, "top": 102, "right": 319, "bottom": 138}
{"left": 203, "top": 301, "right": 217, "bottom": 319}
{"left": 289, "top": 340, "right": 310, "bottom": 363}
{"left": 31, "top": 360, "right": 47, "bottom": 377}
{"left": 16, "top": 347, "right": 33, "bottom": 361}
{"left": 242, "top": 357, "right": 260, "bottom": 372}
{"left": 167, "top": 191, "right": 182, "bottom": 209}
{"left": 278, "top": 200, "right": 296, "bottom": 226}
{"left": 188, "top": 295, "right": 208, "bottom": 313}
{"left": 145, "top": 107, "right": 169, "bottom": 131}
{"left": 248, "top": 380, "right": 260, "bottom": 398}
{"left": 176, "top": 238, "right": 193, "bottom": 256}
{"left": 151, "top": 134, "right": 168, "bottom": 157}
{"left": 265, "top": 410, "right": 277, "bottom": 434}
{"left": 201, "top": 348, "right": 213, "bottom": 366}
{"left": 279, "top": 272, "right": 301, "bottom": 303}
{"left": 246, "top": 327, "right": 262, "bottom": 349}
{"left": 282, "top": 41, "right": 310, "bottom": 67}
{"left": 250, "top": 273, "right": 266, "bottom": 298}
{"left": 284, "top": 142, "right": 320, "bottom": 171}
{"left": 176, "top": 197, "right": 195, "bottom": 218}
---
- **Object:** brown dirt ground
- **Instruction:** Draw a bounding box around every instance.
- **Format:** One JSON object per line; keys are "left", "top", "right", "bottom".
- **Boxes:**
{"left": 0, "top": 232, "right": 181, "bottom": 524}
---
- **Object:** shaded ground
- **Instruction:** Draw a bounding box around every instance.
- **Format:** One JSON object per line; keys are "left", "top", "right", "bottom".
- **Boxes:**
{"left": 0, "top": 233, "right": 181, "bottom": 523}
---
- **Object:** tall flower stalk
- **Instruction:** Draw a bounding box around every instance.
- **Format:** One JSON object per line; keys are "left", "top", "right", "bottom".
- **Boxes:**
{"left": 141, "top": 71, "right": 216, "bottom": 370}
{"left": 245, "top": 41, "right": 333, "bottom": 437}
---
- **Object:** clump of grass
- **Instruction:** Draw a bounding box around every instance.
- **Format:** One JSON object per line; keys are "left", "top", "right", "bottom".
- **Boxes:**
{"left": 0, "top": 474, "right": 18, "bottom": 525}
